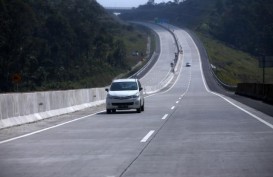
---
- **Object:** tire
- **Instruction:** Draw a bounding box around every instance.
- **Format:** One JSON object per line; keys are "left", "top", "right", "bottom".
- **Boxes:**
{"left": 136, "top": 108, "right": 141, "bottom": 113}
{"left": 141, "top": 100, "right": 145, "bottom": 111}
{"left": 112, "top": 109, "right": 116, "bottom": 113}
{"left": 107, "top": 109, "right": 111, "bottom": 114}
{"left": 141, "top": 104, "right": 144, "bottom": 112}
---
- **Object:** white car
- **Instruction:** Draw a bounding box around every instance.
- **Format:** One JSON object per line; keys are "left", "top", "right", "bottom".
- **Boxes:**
{"left": 105, "top": 79, "right": 144, "bottom": 114}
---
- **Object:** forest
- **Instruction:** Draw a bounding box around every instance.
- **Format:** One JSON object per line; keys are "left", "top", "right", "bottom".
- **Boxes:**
{"left": 0, "top": 0, "right": 142, "bottom": 92}
{"left": 204, "top": 0, "right": 273, "bottom": 56}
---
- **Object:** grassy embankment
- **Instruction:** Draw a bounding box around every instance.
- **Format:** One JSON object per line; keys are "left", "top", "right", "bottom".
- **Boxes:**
{"left": 198, "top": 34, "right": 273, "bottom": 86}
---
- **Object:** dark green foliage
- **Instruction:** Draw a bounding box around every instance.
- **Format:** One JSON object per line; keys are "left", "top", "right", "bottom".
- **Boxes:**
{"left": 206, "top": 0, "right": 273, "bottom": 56}
{"left": 121, "top": 0, "right": 218, "bottom": 28}
{"left": 0, "top": 0, "right": 130, "bottom": 92}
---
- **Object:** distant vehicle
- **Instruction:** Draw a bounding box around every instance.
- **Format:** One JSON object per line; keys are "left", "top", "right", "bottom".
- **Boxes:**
{"left": 105, "top": 79, "right": 144, "bottom": 114}
{"left": 186, "top": 62, "right": 191, "bottom": 67}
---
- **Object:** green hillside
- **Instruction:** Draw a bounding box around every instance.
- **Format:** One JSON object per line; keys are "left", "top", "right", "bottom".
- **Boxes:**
{"left": 0, "top": 0, "right": 149, "bottom": 92}
{"left": 201, "top": 0, "right": 273, "bottom": 56}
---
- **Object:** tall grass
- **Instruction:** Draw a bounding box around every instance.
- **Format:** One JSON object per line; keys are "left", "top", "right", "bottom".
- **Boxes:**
{"left": 199, "top": 34, "right": 273, "bottom": 85}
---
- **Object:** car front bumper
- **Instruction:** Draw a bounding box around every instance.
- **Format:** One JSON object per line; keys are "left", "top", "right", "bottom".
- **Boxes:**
{"left": 106, "top": 97, "right": 141, "bottom": 110}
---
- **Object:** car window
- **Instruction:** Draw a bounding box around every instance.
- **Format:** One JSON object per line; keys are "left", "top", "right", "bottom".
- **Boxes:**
{"left": 110, "top": 82, "right": 138, "bottom": 91}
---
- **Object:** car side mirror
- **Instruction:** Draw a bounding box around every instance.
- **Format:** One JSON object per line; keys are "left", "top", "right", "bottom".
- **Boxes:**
{"left": 139, "top": 87, "right": 143, "bottom": 91}
{"left": 105, "top": 88, "right": 109, "bottom": 92}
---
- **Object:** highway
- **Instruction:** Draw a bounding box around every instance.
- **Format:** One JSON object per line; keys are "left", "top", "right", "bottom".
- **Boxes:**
{"left": 1, "top": 24, "right": 273, "bottom": 177}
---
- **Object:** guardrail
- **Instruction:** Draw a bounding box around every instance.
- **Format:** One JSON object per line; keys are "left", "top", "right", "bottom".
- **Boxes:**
{"left": 210, "top": 68, "right": 237, "bottom": 92}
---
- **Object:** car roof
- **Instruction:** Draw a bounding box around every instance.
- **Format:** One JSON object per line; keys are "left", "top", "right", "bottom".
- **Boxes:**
{"left": 112, "top": 78, "right": 138, "bottom": 83}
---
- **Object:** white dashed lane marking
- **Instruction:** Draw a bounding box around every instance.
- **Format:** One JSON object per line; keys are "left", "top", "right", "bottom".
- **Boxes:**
{"left": 162, "top": 114, "right": 168, "bottom": 120}
{"left": 141, "top": 130, "right": 155, "bottom": 143}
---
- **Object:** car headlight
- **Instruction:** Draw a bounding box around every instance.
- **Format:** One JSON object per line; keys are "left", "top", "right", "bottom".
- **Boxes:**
{"left": 132, "top": 93, "right": 140, "bottom": 98}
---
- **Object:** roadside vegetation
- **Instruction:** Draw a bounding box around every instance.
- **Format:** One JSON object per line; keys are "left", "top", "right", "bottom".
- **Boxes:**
{"left": 199, "top": 34, "right": 273, "bottom": 85}
{"left": 121, "top": 0, "right": 273, "bottom": 85}
{"left": 0, "top": 0, "right": 151, "bottom": 92}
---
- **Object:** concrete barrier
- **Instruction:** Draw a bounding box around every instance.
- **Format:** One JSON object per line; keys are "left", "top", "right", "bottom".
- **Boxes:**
{"left": 143, "top": 51, "right": 183, "bottom": 94}
{"left": 236, "top": 83, "right": 273, "bottom": 104}
{"left": 0, "top": 88, "right": 107, "bottom": 129}
{"left": 144, "top": 71, "right": 174, "bottom": 94}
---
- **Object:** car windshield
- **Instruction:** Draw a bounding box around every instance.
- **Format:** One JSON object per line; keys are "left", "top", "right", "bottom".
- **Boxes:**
{"left": 110, "top": 82, "right": 138, "bottom": 91}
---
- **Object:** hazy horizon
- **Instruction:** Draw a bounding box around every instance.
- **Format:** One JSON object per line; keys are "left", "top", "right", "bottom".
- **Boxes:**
{"left": 96, "top": 0, "right": 167, "bottom": 8}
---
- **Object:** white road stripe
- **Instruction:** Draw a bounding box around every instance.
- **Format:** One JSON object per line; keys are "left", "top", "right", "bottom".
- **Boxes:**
{"left": 171, "top": 106, "right": 175, "bottom": 110}
{"left": 141, "top": 130, "right": 155, "bottom": 143}
{"left": 176, "top": 101, "right": 179, "bottom": 104}
{"left": 162, "top": 114, "right": 168, "bottom": 120}
{"left": 188, "top": 31, "right": 273, "bottom": 130}
{"left": 0, "top": 111, "right": 104, "bottom": 145}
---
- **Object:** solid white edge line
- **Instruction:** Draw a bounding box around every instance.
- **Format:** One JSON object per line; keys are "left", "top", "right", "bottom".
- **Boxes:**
{"left": 162, "top": 114, "right": 168, "bottom": 120}
{"left": 0, "top": 111, "right": 105, "bottom": 145}
{"left": 140, "top": 130, "right": 155, "bottom": 143}
{"left": 187, "top": 32, "right": 273, "bottom": 130}
{"left": 214, "top": 94, "right": 273, "bottom": 129}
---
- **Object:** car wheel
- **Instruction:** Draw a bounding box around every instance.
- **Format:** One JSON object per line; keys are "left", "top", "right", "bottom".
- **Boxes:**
{"left": 141, "top": 103, "right": 144, "bottom": 112}
{"left": 107, "top": 109, "right": 111, "bottom": 114}
{"left": 136, "top": 108, "right": 141, "bottom": 113}
{"left": 112, "top": 109, "right": 116, "bottom": 113}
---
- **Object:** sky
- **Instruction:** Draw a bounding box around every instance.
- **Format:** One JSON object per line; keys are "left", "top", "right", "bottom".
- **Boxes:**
{"left": 96, "top": 0, "right": 166, "bottom": 8}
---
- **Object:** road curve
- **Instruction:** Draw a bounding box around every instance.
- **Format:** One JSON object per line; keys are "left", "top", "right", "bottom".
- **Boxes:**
{"left": 0, "top": 25, "right": 273, "bottom": 177}
{"left": 137, "top": 22, "right": 177, "bottom": 91}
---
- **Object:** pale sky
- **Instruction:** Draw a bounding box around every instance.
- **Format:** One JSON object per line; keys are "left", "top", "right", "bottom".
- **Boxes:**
{"left": 96, "top": 0, "right": 166, "bottom": 8}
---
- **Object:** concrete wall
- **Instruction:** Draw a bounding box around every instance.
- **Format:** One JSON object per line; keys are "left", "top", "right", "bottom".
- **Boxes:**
{"left": 236, "top": 83, "right": 273, "bottom": 104}
{"left": 0, "top": 88, "right": 107, "bottom": 129}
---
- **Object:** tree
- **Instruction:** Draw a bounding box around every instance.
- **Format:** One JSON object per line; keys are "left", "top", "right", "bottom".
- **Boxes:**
{"left": 0, "top": 0, "right": 37, "bottom": 91}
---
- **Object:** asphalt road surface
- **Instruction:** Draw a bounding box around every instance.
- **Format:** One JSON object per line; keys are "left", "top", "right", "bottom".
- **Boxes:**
{"left": 0, "top": 25, "right": 273, "bottom": 177}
